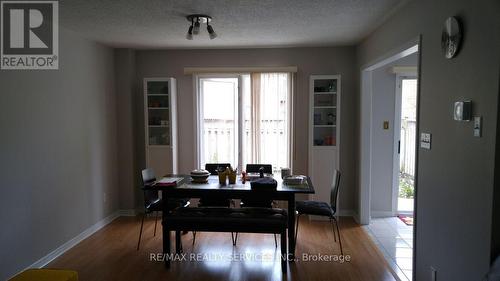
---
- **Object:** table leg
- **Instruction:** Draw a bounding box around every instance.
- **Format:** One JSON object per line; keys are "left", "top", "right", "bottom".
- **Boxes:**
{"left": 175, "top": 230, "right": 182, "bottom": 254}
{"left": 287, "top": 195, "right": 296, "bottom": 261}
{"left": 161, "top": 190, "right": 171, "bottom": 268}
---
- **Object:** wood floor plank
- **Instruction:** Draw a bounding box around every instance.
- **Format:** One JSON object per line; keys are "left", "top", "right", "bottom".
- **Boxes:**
{"left": 47, "top": 216, "right": 398, "bottom": 281}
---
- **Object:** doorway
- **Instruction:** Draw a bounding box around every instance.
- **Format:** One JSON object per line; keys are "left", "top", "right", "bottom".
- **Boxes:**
{"left": 360, "top": 41, "right": 420, "bottom": 281}
{"left": 394, "top": 76, "right": 418, "bottom": 215}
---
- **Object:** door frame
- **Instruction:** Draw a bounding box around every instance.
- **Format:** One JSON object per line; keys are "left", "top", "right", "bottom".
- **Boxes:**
{"left": 194, "top": 74, "right": 241, "bottom": 170}
{"left": 359, "top": 38, "right": 420, "bottom": 225}
{"left": 392, "top": 74, "right": 418, "bottom": 215}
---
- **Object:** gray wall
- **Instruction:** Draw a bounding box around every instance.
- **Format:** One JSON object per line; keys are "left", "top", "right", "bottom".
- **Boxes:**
{"left": 357, "top": 0, "right": 500, "bottom": 280}
{"left": 370, "top": 54, "right": 417, "bottom": 215}
{"left": 131, "top": 47, "right": 357, "bottom": 211}
{"left": 0, "top": 28, "right": 117, "bottom": 279}
{"left": 115, "top": 49, "right": 138, "bottom": 210}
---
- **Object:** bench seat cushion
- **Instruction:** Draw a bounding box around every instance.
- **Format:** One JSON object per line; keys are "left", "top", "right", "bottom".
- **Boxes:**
{"left": 164, "top": 207, "right": 287, "bottom": 233}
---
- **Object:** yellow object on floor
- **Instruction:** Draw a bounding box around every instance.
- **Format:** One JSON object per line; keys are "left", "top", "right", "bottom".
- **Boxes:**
{"left": 9, "top": 269, "right": 78, "bottom": 281}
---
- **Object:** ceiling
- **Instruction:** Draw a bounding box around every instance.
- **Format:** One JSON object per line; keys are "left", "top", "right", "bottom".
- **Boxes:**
{"left": 59, "top": 0, "right": 407, "bottom": 49}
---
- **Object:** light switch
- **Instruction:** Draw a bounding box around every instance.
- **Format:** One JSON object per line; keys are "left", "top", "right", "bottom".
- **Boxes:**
{"left": 383, "top": 121, "right": 389, "bottom": 130}
{"left": 474, "top": 116, "right": 482, "bottom": 137}
{"left": 421, "top": 133, "right": 431, "bottom": 149}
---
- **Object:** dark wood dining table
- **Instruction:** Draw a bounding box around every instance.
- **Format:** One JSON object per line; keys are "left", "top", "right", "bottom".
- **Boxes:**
{"left": 148, "top": 174, "right": 315, "bottom": 263}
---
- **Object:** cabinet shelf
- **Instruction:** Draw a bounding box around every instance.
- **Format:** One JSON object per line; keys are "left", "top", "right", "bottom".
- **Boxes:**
{"left": 144, "top": 77, "right": 178, "bottom": 175}
{"left": 314, "top": 91, "right": 337, "bottom": 95}
{"left": 314, "top": 106, "right": 337, "bottom": 109}
{"left": 309, "top": 75, "right": 340, "bottom": 204}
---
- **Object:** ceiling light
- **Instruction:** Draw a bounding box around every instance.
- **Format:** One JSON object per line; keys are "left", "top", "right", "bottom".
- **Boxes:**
{"left": 207, "top": 24, "right": 217, "bottom": 40}
{"left": 186, "top": 25, "right": 193, "bottom": 40}
{"left": 186, "top": 14, "right": 217, "bottom": 40}
{"left": 193, "top": 18, "right": 200, "bottom": 35}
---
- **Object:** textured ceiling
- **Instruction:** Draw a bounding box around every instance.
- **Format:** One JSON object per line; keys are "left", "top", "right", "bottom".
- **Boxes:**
{"left": 60, "top": 0, "right": 407, "bottom": 49}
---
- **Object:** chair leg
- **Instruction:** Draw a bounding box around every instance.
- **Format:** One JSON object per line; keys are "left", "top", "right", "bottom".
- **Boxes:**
{"left": 330, "top": 218, "right": 337, "bottom": 242}
{"left": 281, "top": 230, "right": 287, "bottom": 273}
{"left": 153, "top": 211, "right": 159, "bottom": 237}
{"left": 274, "top": 234, "right": 278, "bottom": 248}
{"left": 294, "top": 214, "right": 301, "bottom": 249}
{"left": 231, "top": 232, "right": 238, "bottom": 246}
{"left": 137, "top": 213, "right": 146, "bottom": 251}
{"left": 332, "top": 216, "right": 343, "bottom": 256}
{"left": 192, "top": 231, "right": 197, "bottom": 246}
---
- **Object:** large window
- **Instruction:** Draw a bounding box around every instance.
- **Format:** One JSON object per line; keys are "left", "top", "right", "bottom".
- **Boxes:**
{"left": 197, "top": 73, "right": 292, "bottom": 173}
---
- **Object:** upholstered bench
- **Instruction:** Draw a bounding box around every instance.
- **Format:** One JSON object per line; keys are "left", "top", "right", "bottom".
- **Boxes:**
{"left": 9, "top": 269, "right": 78, "bottom": 281}
{"left": 163, "top": 207, "right": 288, "bottom": 272}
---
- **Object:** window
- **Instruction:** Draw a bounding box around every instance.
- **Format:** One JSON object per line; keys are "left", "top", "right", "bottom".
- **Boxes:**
{"left": 196, "top": 73, "right": 292, "bottom": 173}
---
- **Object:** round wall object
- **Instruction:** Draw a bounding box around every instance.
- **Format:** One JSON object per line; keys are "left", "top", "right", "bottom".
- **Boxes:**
{"left": 441, "top": 17, "right": 462, "bottom": 59}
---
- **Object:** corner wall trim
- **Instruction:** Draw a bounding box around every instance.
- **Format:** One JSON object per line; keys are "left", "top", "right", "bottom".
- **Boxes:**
{"left": 25, "top": 211, "right": 120, "bottom": 270}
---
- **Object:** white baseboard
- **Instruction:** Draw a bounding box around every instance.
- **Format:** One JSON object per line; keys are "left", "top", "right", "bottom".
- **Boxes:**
{"left": 27, "top": 211, "right": 120, "bottom": 270}
{"left": 371, "top": 211, "right": 394, "bottom": 218}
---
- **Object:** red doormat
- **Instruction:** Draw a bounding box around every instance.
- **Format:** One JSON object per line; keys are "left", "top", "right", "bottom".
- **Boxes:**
{"left": 398, "top": 215, "right": 414, "bottom": 226}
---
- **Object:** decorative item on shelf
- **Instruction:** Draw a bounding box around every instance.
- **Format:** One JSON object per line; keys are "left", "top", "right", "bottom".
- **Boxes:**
{"left": 314, "top": 113, "right": 322, "bottom": 125}
{"left": 327, "top": 113, "right": 335, "bottom": 125}
{"left": 328, "top": 83, "right": 335, "bottom": 92}
{"left": 314, "top": 139, "right": 324, "bottom": 146}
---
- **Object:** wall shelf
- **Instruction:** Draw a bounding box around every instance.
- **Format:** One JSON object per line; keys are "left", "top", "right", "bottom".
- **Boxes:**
{"left": 144, "top": 78, "right": 178, "bottom": 175}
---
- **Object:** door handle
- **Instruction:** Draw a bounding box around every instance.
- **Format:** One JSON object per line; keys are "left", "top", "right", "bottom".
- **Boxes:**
{"left": 398, "top": 141, "right": 400, "bottom": 154}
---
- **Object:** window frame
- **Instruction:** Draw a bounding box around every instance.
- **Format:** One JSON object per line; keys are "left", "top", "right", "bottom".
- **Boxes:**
{"left": 194, "top": 72, "right": 293, "bottom": 173}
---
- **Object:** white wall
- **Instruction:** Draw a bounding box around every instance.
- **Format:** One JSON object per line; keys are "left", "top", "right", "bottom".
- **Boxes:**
{"left": 357, "top": 0, "right": 500, "bottom": 280}
{"left": 0, "top": 28, "right": 118, "bottom": 279}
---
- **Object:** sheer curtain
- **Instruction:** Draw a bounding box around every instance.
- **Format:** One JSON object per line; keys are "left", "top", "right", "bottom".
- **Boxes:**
{"left": 244, "top": 73, "right": 291, "bottom": 173}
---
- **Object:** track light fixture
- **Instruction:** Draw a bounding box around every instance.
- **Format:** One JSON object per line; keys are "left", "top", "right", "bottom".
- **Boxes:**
{"left": 186, "top": 14, "right": 217, "bottom": 40}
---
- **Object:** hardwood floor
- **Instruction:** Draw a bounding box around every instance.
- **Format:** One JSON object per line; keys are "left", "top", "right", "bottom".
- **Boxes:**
{"left": 48, "top": 216, "right": 398, "bottom": 281}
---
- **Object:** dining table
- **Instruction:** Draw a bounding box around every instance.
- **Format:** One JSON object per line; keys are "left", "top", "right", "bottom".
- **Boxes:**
{"left": 146, "top": 174, "right": 315, "bottom": 263}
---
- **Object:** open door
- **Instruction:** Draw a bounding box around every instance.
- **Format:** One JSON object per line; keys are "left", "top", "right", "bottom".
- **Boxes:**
{"left": 393, "top": 75, "right": 418, "bottom": 215}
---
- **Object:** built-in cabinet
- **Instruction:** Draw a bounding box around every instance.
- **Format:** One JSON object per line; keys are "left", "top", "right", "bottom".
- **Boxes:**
{"left": 309, "top": 75, "right": 340, "bottom": 208}
{"left": 144, "top": 78, "right": 178, "bottom": 175}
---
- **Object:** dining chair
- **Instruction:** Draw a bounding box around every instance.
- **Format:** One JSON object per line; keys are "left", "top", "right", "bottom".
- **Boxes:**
{"left": 137, "top": 168, "right": 190, "bottom": 251}
{"left": 236, "top": 164, "right": 277, "bottom": 247}
{"left": 294, "top": 169, "right": 343, "bottom": 255}
{"left": 191, "top": 164, "right": 237, "bottom": 246}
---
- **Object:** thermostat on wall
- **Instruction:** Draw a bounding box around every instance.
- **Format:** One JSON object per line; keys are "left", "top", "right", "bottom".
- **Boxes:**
{"left": 454, "top": 101, "right": 472, "bottom": 121}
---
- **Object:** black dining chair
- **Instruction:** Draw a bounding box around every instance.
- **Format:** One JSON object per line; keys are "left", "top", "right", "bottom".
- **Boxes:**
{"left": 236, "top": 164, "right": 277, "bottom": 247}
{"left": 191, "top": 164, "right": 237, "bottom": 246}
{"left": 137, "top": 168, "right": 190, "bottom": 251}
{"left": 295, "top": 169, "right": 343, "bottom": 255}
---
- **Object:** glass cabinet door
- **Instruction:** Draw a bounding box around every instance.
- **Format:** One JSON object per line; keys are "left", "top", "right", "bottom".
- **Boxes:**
{"left": 147, "top": 81, "right": 170, "bottom": 146}
{"left": 312, "top": 79, "right": 337, "bottom": 146}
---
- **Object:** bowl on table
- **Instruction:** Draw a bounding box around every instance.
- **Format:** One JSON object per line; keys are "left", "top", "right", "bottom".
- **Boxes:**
{"left": 190, "top": 169, "right": 210, "bottom": 183}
